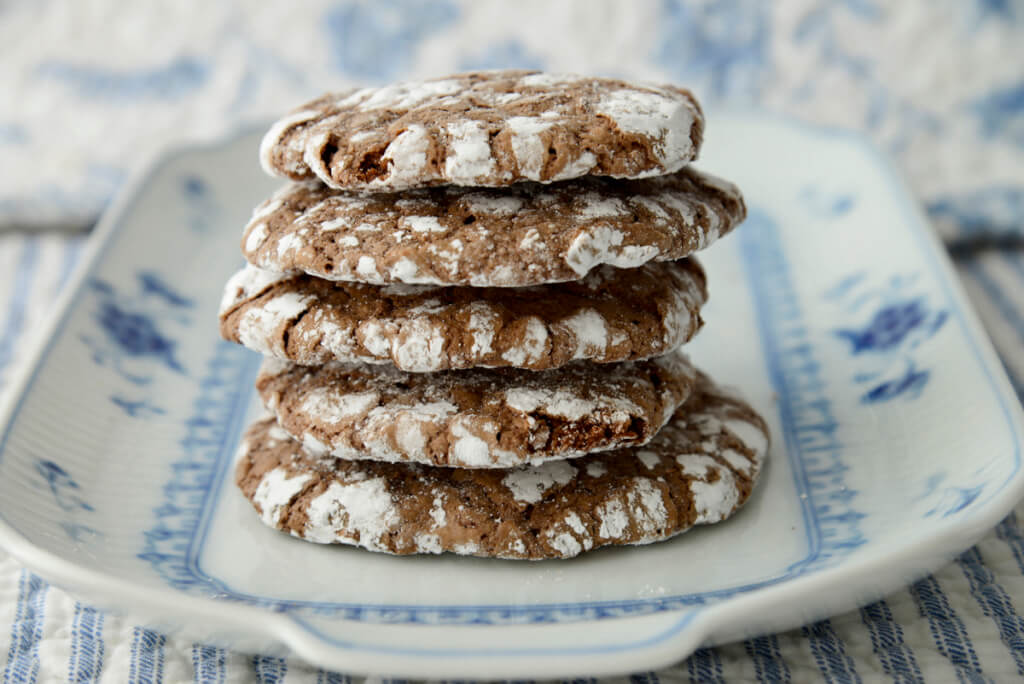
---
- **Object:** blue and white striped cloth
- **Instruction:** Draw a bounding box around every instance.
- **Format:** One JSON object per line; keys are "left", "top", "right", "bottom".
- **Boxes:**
{"left": 1, "top": 1, "right": 1023, "bottom": 681}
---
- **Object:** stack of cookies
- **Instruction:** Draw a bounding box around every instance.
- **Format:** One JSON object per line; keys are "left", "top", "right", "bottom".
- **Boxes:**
{"left": 219, "top": 71, "right": 769, "bottom": 560}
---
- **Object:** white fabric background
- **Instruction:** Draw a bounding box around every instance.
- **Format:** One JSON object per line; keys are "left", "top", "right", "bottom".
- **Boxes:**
{"left": 1, "top": 0, "right": 1022, "bottom": 239}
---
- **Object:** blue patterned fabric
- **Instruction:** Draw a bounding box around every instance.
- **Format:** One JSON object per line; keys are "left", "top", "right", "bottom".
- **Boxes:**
{"left": 0, "top": 1, "right": 1023, "bottom": 681}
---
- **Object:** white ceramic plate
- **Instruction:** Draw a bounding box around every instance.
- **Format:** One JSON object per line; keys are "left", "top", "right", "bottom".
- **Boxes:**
{"left": 0, "top": 113, "right": 1021, "bottom": 679}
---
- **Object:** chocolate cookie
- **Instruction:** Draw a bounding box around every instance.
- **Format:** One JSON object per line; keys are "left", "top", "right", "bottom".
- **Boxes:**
{"left": 242, "top": 168, "right": 743, "bottom": 287}
{"left": 235, "top": 372, "right": 768, "bottom": 559}
{"left": 219, "top": 259, "right": 706, "bottom": 372}
{"left": 259, "top": 70, "right": 703, "bottom": 192}
{"left": 256, "top": 352, "right": 697, "bottom": 468}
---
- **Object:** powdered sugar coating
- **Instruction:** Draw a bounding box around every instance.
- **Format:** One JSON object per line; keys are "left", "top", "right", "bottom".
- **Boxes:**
{"left": 258, "top": 109, "right": 321, "bottom": 178}
{"left": 219, "top": 259, "right": 708, "bottom": 372}
{"left": 502, "top": 461, "right": 578, "bottom": 503}
{"left": 241, "top": 167, "right": 743, "bottom": 287}
{"left": 302, "top": 476, "right": 398, "bottom": 549}
{"left": 250, "top": 464, "right": 312, "bottom": 527}
{"left": 235, "top": 371, "right": 769, "bottom": 559}
{"left": 256, "top": 353, "right": 698, "bottom": 468}
{"left": 219, "top": 264, "right": 290, "bottom": 314}
{"left": 234, "top": 292, "right": 311, "bottom": 357}
{"left": 260, "top": 70, "right": 703, "bottom": 191}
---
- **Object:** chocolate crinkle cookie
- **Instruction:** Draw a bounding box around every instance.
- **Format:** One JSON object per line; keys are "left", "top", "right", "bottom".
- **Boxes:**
{"left": 240, "top": 167, "right": 743, "bottom": 287}
{"left": 259, "top": 70, "right": 704, "bottom": 192}
{"left": 255, "top": 352, "right": 698, "bottom": 468}
{"left": 218, "top": 258, "right": 707, "bottom": 372}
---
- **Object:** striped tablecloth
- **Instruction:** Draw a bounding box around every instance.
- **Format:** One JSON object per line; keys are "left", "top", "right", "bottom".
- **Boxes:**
{"left": 1, "top": 1, "right": 1023, "bottom": 681}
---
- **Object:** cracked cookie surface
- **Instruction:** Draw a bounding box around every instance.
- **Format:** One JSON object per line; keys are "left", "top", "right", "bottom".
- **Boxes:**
{"left": 235, "top": 371, "right": 768, "bottom": 559}
{"left": 259, "top": 70, "right": 704, "bottom": 192}
{"left": 255, "top": 352, "right": 697, "bottom": 468}
{"left": 219, "top": 259, "right": 706, "bottom": 372}
{"left": 242, "top": 167, "right": 743, "bottom": 287}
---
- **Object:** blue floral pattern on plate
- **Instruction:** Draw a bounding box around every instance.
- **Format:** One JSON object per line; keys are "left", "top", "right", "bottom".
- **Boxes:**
{"left": 80, "top": 271, "right": 193, "bottom": 415}
{"left": 827, "top": 272, "right": 948, "bottom": 403}
{"left": 34, "top": 460, "right": 101, "bottom": 543}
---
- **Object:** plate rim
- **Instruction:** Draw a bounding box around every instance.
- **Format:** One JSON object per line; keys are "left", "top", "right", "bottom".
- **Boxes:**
{"left": 0, "top": 111, "right": 1022, "bottom": 678}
